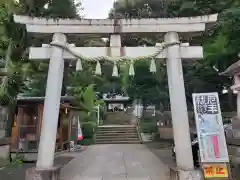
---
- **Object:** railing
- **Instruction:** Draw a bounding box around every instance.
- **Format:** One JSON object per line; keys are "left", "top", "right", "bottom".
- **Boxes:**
{"left": 136, "top": 117, "right": 143, "bottom": 143}
{"left": 97, "top": 105, "right": 100, "bottom": 126}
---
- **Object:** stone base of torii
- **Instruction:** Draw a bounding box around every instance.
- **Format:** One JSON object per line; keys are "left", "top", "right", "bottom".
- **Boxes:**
{"left": 13, "top": 14, "right": 218, "bottom": 180}
{"left": 25, "top": 166, "right": 61, "bottom": 180}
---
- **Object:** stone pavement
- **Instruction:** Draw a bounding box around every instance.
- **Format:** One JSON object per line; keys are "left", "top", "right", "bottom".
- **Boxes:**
{"left": 60, "top": 144, "right": 170, "bottom": 180}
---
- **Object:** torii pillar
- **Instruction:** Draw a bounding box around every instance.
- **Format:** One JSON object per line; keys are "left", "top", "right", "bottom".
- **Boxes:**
{"left": 165, "top": 32, "right": 194, "bottom": 169}
{"left": 36, "top": 33, "right": 66, "bottom": 168}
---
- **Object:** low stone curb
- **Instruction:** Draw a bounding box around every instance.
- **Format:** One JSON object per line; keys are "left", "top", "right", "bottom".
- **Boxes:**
{"left": 0, "top": 146, "right": 90, "bottom": 172}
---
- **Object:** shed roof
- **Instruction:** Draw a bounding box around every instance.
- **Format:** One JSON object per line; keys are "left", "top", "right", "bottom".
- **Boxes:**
{"left": 17, "top": 95, "right": 75, "bottom": 103}
{"left": 220, "top": 60, "right": 240, "bottom": 76}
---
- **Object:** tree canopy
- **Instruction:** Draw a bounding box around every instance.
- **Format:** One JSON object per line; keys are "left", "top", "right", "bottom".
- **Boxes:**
{"left": 0, "top": 0, "right": 239, "bottom": 112}
{"left": 108, "top": 0, "right": 240, "bottom": 111}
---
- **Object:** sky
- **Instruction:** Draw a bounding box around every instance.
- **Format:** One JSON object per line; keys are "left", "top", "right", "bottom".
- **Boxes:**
{"left": 79, "top": 0, "right": 116, "bottom": 19}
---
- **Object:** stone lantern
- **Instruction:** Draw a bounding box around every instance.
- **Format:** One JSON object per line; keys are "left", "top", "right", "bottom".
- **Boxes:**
{"left": 220, "top": 55, "right": 240, "bottom": 165}
{"left": 220, "top": 56, "right": 240, "bottom": 118}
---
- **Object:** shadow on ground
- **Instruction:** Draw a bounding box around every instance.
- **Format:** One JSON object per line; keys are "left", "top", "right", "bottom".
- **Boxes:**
{"left": 146, "top": 141, "right": 240, "bottom": 180}
{"left": 145, "top": 140, "right": 176, "bottom": 168}
{"left": 231, "top": 164, "right": 240, "bottom": 180}
{"left": 0, "top": 156, "right": 73, "bottom": 180}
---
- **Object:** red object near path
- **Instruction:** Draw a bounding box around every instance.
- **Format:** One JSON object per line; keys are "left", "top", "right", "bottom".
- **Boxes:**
{"left": 77, "top": 135, "right": 83, "bottom": 141}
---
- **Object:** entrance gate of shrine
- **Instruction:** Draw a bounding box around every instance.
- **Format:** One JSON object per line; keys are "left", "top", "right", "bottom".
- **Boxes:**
{"left": 14, "top": 13, "right": 218, "bottom": 180}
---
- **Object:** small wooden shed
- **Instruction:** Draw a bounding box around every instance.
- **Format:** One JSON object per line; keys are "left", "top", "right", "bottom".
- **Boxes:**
{"left": 10, "top": 96, "right": 80, "bottom": 153}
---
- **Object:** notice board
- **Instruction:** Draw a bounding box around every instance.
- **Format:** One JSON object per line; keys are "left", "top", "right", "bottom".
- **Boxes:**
{"left": 192, "top": 92, "right": 229, "bottom": 163}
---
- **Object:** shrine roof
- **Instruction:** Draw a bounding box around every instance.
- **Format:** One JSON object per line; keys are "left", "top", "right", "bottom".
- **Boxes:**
{"left": 17, "top": 95, "right": 75, "bottom": 103}
{"left": 103, "top": 97, "right": 130, "bottom": 102}
{"left": 219, "top": 60, "right": 240, "bottom": 76}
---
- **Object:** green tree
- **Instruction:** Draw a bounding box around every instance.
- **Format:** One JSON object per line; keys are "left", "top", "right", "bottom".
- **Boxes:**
{"left": 45, "top": 0, "right": 80, "bottom": 18}
{"left": 0, "top": 0, "right": 83, "bottom": 136}
{"left": 109, "top": 0, "right": 240, "bottom": 111}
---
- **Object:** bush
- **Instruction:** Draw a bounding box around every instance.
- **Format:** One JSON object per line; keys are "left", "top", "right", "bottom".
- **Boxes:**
{"left": 140, "top": 122, "right": 157, "bottom": 134}
{"left": 79, "top": 138, "right": 95, "bottom": 145}
{"left": 80, "top": 111, "right": 96, "bottom": 122}
{"left": 81, "top": 122, "right": 96, "bottom": 138}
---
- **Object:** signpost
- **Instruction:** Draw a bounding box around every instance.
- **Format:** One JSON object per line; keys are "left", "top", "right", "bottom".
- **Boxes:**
{"left": 192, "top": 92, "right": 230, "bottom": 179}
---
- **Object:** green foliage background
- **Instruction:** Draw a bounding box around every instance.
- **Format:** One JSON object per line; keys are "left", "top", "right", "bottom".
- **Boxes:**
{"left": 0, "top": 0, "right": 239, "bottom": 131}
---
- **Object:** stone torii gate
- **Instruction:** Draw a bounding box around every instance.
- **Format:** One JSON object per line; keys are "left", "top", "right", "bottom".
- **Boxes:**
{"left": 14, "top": 14, "right": 217, "bottom": 180}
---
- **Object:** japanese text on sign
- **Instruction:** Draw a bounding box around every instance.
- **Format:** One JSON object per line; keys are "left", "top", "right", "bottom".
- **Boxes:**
{"left": 195, "top": 95, "right": 218, "bottom": 114}
{"left": 203, "top": 164, "right": 228, "bottom": 178}
{"left": 192, "top": 93, "right": 229, "bottom": 163}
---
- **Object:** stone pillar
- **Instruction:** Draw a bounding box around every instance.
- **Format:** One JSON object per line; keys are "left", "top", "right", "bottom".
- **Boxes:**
{"left": 164, "top": 32, "right": 194, "bottom": 170}
{"left": 36, "top": 33, "right": 66, "bottom": 169}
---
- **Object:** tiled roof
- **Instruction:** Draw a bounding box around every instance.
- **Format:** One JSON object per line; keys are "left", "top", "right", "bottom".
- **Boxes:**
{"left": 220, "top": 60, "right": 240, "bottom": 76}
{"left": 17, "top": 95, "right": 75, "bottom": 102}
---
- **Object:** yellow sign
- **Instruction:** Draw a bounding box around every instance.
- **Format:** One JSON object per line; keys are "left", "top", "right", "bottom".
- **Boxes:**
{"left": 203, "top": 164, "right": 228, "bottom": 178}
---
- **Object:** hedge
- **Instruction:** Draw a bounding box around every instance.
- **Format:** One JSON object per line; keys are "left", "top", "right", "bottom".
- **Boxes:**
{"left": 81, "top": 122, "right": 96, "bottom": 139}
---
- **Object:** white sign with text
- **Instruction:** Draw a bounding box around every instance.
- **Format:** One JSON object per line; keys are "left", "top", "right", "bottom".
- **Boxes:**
{"left": 192, "top": 92, "right": 229, "bottom": 163}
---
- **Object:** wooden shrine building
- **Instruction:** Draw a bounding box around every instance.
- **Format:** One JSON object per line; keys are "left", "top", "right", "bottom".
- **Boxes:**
{"left": 11, "top": 96, "right": 80, "bottom": 154}
{"left": 103, "top": 94, "right": 131, "bottom": 112}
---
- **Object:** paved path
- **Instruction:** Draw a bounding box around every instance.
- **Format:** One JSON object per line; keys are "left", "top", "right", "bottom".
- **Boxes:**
{"left": 60, "top": 144, "right": 169, "bottom": 180}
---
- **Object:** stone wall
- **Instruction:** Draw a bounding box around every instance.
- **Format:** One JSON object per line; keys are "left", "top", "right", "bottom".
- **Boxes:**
{"left": 158, "top": 127, "right": 173, "bottom": 140}
{"left": 0, "top": 106, "right": 10, "bottom": 164}
{"left": 0, "top": 106, "right": 8, "bottom": 144}
{"left": 225, "top": 117, "right": 240, "bottom": 178}
{"left": 104, "top": 111, "right": 133, "bottom": 125}
{"left": 0, "top": 145, "right": 9, "bottom": 165}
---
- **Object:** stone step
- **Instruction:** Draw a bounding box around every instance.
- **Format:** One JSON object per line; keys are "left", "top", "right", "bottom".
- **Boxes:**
{"left": 104, "top": 113, "right": 132, "bottom": 125}
{"left": 97, "top": 132, "right": 138, "bottom": 135}
{"left": 98, "top": 126, "right": 136, "bottom": 128}
{"left": 96, "top": 137, "right": 139, "bottom": 141}
{"left": 105, "top": 117, "right": 132, "bottom": 119}
{"left": 106, "top": 112, "right": 132, "bottom": 115}
{"left": 98, "top": 130, "right": 137, "bottom": 133}
{"left": 106, "top": 115, "right": 131, "bottom": 118}
{"left": 98, "top": 128, "right": 137, "bottom": 132}
{"left": 96, "top": 125, "right": 140, "bottom": 144}
{"left": 99, "top": 125, "right": 135, "bottom": 127}
{"left": 98, "top": 127, "right": 136, "bottom": 129}
{"left": 96, "top": 134, "right": 139, "bottom": 138}
{"left": 96, "top": 133, "right": 138, "bottom": 138}
{"left": 95, "top": 140, "right": 140, "bottom": 144}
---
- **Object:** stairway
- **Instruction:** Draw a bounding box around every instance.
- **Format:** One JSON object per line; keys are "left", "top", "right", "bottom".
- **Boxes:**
{"left": 104, "top": 111, "right": 133, "bottom": 125}
{"left": 95, "top": 125, "right": 141, "bottom": 144}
